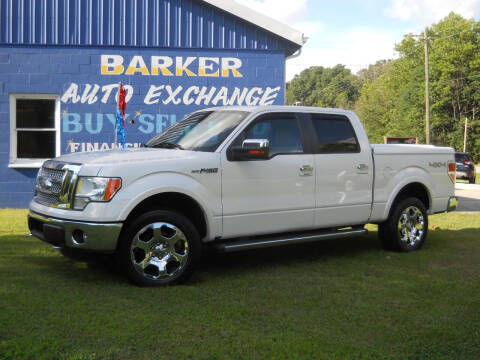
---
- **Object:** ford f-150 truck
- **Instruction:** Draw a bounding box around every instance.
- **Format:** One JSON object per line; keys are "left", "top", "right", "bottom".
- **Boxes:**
{"left": 28, "top": 106, "right": 458, "bottom": 286}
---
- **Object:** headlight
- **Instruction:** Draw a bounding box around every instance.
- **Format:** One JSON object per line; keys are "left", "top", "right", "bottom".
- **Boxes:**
{"left": 74, "top": 177, "right": 122, "bottom": 210}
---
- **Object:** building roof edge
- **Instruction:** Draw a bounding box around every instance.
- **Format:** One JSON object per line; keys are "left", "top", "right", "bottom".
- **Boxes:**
{"left": 201, "top": 0, "right": 306, "bottom": 48}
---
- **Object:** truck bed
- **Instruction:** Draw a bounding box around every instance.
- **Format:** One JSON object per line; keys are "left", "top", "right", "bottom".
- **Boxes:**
{"left": 370, "top": 143, "right": 455, "bottom": 222}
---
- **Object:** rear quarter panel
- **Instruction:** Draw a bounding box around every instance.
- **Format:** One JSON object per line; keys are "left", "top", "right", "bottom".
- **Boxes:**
{"left": 370, "top": 144, "right": 455, "bottom": 222}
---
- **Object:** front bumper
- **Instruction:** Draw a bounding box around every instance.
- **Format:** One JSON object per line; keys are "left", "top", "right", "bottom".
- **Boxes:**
{"left": 28, "top": 211, "right": 122, "bottom": 253}
{"left": 447, "top": 196, "right": 458, "bottom": 212}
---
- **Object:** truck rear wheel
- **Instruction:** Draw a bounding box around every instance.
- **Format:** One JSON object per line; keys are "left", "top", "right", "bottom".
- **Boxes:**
{"left": 117, "top": 210, "right": 201, "bottom": 286}
{"left": 378, "top": 197, "right": 428, "bottom": 252}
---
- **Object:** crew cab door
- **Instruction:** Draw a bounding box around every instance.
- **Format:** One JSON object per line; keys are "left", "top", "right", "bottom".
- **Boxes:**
{"left": 302, "top": 112, "right": 374, "bottom": 228}
{"left": 220, "top": 113, "right": 315, "bottom": 238}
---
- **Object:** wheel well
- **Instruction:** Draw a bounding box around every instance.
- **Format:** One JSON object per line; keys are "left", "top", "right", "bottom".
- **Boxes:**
{"left": 124, "top": 192, "right": 208, "bottom": 239}
{"left": 391, "top": 182, "right": 430, "bottom": 212}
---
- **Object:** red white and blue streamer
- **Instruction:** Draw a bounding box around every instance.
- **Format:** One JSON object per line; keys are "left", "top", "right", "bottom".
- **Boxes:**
{"left": 116, "top": 84, "right": 127, "bottom": 148}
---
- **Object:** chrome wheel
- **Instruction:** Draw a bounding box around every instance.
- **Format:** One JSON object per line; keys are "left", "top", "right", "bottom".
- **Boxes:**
{"left": 397, "top": 206, "right": 425, "bottom": 247}
{"left": 130, "top": 222, "right": 189, "bottom": 280}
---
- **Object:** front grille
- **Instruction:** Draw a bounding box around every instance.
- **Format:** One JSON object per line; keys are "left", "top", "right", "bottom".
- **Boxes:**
{"left": 49, "top": 182, "right": 62, "bottom": 194}
{"left": 33, "top": 161, "right": 82, "bottom": 209}
{"left": 39, "top": 167, "right": 65, "bottom": 181}
{"left": 34, "top": 165, "right": 66, "bottom": 207}
{"left": 35, "top": 191, "right": 60, "bottom": 206}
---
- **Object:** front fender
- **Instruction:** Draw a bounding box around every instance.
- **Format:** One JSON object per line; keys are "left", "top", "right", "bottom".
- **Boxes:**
{"left": 115, "top": 171, "right": 221, "bottom": 239}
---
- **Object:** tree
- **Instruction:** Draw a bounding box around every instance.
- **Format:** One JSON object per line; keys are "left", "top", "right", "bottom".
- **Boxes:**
{"left": 286, "top": 65, "right": 360, "bottom": 109}
{"left": 355, "top": 56, "right": 425, "bottom": 143}
{"left": 428, "top": 13, "right": 480, "bottom": 156}
{"left": 357, "top": 60, "right": 390, "bottom": 83}
{"left": 356, "top": 13, "right": 480, "bottom": 160}
{"left": 287, "top": 13, "right": 480, "bottom": 161}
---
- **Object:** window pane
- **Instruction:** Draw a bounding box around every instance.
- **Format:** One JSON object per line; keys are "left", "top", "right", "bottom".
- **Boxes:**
{"left": 17, "top": 131, "right": 55, "bottom": 158}
{"left": 312, "top": 116, "right": 359, "bottom": 153}
{"left": 16, "top": 99, "right": 55, "bottom": 128}
{"left": 243, "top": 116, "right": 303, "bottom": 156}
{"left": 455, "top": 153, "right": 471, "bottom": 162}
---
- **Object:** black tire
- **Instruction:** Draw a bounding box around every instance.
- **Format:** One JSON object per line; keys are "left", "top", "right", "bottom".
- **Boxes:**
{"left": 117, "top": 210, "right": 201, "bottom": 286}
{"left": 378, "top": 197, "right": 428, "bottom": 252}
{"left": 469, "top": 175, "right": 475, "bottom": 184}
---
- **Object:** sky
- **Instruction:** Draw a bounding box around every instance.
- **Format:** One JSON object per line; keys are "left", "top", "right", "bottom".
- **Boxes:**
{"left": 235, "top": 0, "right": 480, "bottom": 80}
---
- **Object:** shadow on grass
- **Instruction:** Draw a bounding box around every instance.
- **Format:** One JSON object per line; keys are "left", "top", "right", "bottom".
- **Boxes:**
{"left": 2, "top": 226, "right": 477, "bottom": 285}
{"left": 201, "top": 233, "right": 382, "bottom": 271}
{"left": 0, "top": 234, "right": 126, "bottom": 285}
{"left": 28, "top": 255, "right": 125, "bottom": 284}
{"left": 1, "top": 233, "right": 381, "bottom": 285}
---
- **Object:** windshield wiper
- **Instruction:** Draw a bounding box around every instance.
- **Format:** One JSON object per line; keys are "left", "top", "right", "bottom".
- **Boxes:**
{"left": 149, "top": 142, "right": 184, "bottom": 150}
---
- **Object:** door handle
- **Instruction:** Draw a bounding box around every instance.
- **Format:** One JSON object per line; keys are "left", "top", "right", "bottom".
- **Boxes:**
{"left": 300, "top": 165, "right": 314, "bottom": 176}
{"left": 356, "top": 163, "right": 369, "bottom": 173}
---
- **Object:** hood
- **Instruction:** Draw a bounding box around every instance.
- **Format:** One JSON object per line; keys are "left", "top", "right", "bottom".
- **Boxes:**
{"left": 56, "top": 147, "right": 196, "bottom": 166}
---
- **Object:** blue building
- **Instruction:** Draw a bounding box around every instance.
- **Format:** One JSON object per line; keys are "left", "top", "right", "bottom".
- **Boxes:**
{"left": 0, "top": 0, "right": 304, "bottom": 208}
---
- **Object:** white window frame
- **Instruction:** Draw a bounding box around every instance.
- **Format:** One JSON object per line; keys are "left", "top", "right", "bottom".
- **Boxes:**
{"left": 9, "top": 93, "right": 61, "bottom": 168}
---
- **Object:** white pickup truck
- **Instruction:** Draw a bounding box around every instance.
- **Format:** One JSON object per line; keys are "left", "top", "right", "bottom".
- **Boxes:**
{"left": 28, "top": 106, "right": 458, "bottom": 286}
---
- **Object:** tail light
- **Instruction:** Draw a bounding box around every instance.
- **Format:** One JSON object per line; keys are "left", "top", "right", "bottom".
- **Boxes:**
{"left": 448, "top": 161, "right": 456, "bottom": 183}
{"left": 464, "top": 161, "right": 472, "bottom": 165}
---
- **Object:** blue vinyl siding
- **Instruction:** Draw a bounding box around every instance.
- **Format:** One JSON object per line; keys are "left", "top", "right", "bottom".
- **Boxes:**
{"left": 0, "top": 0, "right": 297, "bottom": 54}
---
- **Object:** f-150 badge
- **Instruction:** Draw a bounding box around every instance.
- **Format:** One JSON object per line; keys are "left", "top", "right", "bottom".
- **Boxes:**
{"left": 192, "top": 168, "right": 218, "bottom": 174}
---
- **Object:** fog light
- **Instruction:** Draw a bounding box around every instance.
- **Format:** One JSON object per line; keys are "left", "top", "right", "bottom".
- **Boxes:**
{"left": 72, "top": 229, "right": 86, "bottom": 245}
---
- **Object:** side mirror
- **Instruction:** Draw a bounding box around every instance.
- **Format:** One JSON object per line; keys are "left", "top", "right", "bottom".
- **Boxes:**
{"left": 229, "top": 139, "right": 270, "bottom": 161}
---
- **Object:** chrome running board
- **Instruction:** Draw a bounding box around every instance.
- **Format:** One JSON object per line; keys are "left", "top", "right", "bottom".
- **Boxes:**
{"left": 215, "top": 227, "right": 367, "bottom": 253}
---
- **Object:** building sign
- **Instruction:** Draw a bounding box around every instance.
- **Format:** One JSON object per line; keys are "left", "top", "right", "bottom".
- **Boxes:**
{"left": 57, "top": 49, "right": 284, "bottom": 153}
{"left": 100, "top": 55, "right": 244, "bottom": 77}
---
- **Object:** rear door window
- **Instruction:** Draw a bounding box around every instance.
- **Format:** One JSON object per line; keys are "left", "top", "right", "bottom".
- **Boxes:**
{"left": 310, "top": 115, "right": 360, "bottom": 153}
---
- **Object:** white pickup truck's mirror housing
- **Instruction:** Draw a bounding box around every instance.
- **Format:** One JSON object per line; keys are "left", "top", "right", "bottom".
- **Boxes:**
{"left": 242, "top": 139, "right": 269, "bottom": 149}
{"left": 229, "top": 139, "right": 270, "bottom": 161}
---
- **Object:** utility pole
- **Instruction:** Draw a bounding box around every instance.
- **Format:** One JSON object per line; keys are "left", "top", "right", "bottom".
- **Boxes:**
{"left": 463, "top": 116, "right": 468, "bottom": 152}
{"left": 424, "top": 27, "right": 430, "bottom": 144}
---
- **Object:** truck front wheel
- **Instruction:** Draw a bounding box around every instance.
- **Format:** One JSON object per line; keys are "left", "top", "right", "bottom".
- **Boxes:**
{"left": 117, "top": 210, "right": 201, "bottom": 286}
{"left": 378, "top": 197, "right": 428, "bottom": 252}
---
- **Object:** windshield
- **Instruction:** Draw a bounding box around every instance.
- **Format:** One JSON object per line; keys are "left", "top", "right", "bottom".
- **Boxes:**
{"left": 146, "top": 111, "right": 249, "bottom": 152}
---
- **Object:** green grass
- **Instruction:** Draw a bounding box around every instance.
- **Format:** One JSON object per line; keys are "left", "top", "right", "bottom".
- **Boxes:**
{"left": 1, "top": 210, "right": 479, "bottom": 360}
{"left": 456, "top": 177, "right": 479, "bottom": 184}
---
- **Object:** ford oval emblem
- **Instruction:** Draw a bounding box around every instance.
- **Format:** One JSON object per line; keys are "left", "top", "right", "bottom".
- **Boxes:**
{"left": 40, "top": 177, "right": 53, "bottom": 190}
